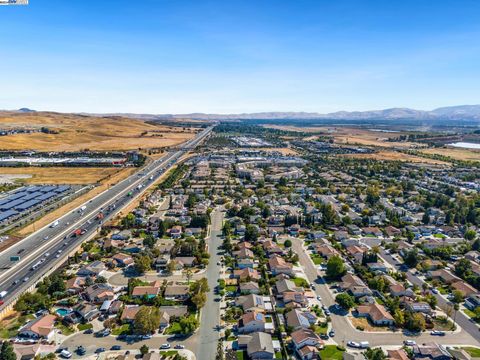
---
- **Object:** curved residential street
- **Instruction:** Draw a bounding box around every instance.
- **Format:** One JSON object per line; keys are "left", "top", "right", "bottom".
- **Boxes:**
{"left": 292, "top": 238, "right": 480, "bottom": 347}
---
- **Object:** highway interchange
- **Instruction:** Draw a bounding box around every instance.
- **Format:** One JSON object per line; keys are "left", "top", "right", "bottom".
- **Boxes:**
{"left": 0, "top": 126, "right": 213, "bottom": 312}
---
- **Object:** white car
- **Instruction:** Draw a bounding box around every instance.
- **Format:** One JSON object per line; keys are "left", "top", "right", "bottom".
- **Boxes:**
{"left": 60, "top": 350, "right": 72, "bottom": 359}
{"left": 160, "top": 344, "right": 171, "bottom": 349}
{"left": 317, "top": 296, "right": 322, "bottom": 301}
{"left": 431, "top": 288, "right": 439, "bottom": 294}
{"left": 404, "top": 340, "right": 416, "bottom": 346}
{"left": 347, "top": 341, "right": 360, "bottom": 348}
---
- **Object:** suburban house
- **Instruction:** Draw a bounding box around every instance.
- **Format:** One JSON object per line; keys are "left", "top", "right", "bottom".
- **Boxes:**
{"left": 19, "top": 314, "right": 56, "bottom": 340}
{"left": 355, "top": 303, "right": 394, "bottom": 326}
{"left": 246, "top": 332, "right": 275, "bottom": 360}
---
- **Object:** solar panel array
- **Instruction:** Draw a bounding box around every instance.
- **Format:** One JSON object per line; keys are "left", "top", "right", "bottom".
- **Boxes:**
{"left": 0, "top": 185, "right": 71, "bottom": 222}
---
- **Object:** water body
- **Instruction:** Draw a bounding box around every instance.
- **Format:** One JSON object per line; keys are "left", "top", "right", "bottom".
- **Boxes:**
{"left": 448, "top": 142, "right": 480, "bottom": 149}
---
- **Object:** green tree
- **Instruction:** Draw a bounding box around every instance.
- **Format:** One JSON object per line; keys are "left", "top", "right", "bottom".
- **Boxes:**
{"left": 134, "top": 255, "right": 152, "bottom": 274}
{"left": 143, "top": 234, "right": 156, "bottom": 249}
{"left": 133, "top": 306, "right": 161, "bottom": 335}
{"left": 284, "top": 239, "right": 292, "bottom": 248}
{"left": 365, "top": 348, "right": 387, "bottom": 360}
{"left": 464, "top": 229, "right": 477, "bottom": 241}
{"left": 244, "top": 225, "right": 259, "bottom": 242}
{"left": 140, "top": 345, "right": 149, "bottom": 355}
{"left": 191, "top": 292, "right": 207, "bottom": 309}
{"left": 0, "top": 341, "right": 16, "bottom": 360}
{"left": 326, "top": 255, "right": 346, "bottom": 280}
{"left": 451, "top": 290, "right": 464, "bottom": 304}
{"left": 403, "top": 249, "right": 418, "bottom": 268}
{"left": 179, "top": 314, "right": 199, "bottom": 334}
{"left": 366, "top": 186, "right": 380, "bottom": 206}
{"left": 335, "top": 293, "right": 355, "bottom": 310}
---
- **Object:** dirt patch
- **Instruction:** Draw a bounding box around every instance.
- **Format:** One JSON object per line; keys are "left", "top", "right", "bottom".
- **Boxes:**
{"left": 350, "top": 317, "right": 390, "bottom": 332}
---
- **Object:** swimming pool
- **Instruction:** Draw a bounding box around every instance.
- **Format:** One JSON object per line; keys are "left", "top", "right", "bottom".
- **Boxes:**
{"left": 56, "top": 308, "right": 72, "bottom": 317}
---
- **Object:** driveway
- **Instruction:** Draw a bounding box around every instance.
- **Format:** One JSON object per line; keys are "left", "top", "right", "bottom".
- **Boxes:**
{"left": 292, "top": 238, "right": 480, "bottom": 347}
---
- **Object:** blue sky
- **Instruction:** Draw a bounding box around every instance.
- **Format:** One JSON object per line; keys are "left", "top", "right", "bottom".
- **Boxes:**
{"left": 1, "top": 0, "right": 480, "bottom": 113}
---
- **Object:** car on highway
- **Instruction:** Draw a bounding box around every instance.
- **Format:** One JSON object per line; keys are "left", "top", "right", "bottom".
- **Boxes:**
{"left": 23, "top": 277, "right": 29, "bottom": 282}
{"left": 160, "top": 344, "right": 171, "bottom": 349}
{"left": 431, "top": 330, "right": 445, "bottom": 336}
{"left": 404, "top": 340, "right": 416, "bottom": 346}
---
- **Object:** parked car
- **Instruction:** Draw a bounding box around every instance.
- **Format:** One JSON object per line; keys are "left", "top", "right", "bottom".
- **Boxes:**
{"left": 76, "top": 346, "right": 86, "bottom": 355}
{"left": 160, "top": 344, "right": 171, "bottom": 349}
{"left": 111, "top": 345, "right": 122, "bottom": 350}
{"left": 174, "top": 345, "right": 185, "bottom": 349}
{"left": 347, "top": 341, "right": 360, "bottom": 348}
{"left": 329, "top": 330, "right": 335, "bottom": 337}
{"left": 431, "top": 330, "right": 445, "bottom": 336}
{"left": 404, "top": 340, "right": 416, "bottom": 346}
{"left": 95, "top": 348, "right": 106, "bottom": 353}
{"left": 60, "top": 350, "right": 72, "bottom": 359}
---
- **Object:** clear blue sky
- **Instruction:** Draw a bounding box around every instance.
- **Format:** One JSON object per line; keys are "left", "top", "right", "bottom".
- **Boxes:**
{"left": 1, "top": 0, "right": 480, "bottom": 114}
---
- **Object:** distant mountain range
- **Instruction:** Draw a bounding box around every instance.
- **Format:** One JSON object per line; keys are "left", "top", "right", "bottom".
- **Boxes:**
{"left": 7, "top": 104, "right": 480, "bottom": 122}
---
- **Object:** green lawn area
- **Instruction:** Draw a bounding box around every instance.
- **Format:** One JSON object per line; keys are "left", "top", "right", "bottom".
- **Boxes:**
{"left": 159, "top": 350, "right": 178, "bottom": 357}
{"left": 433, "top": 233, "right": 446, "bottom": 239}
{"left": 433, "top": 318, "right": 454, "bottom": 331}
{"left": 438, "top": 286, "right": 449, "bottom": 295}
{"left": 310, "top": 254, "right": 324, "bottom": 265}
{"left": 225, "top": 285, "right": 237, "bottom": 292}
{"left": 463, "top": 309, "right": 480, "bottom": 323}
{"left": 111, "top": 324, "right": 131, "bottom": 335}
{"left": 0, "top": 314, "right": 34, "bottom": 339}
{"left": 57, "top": 323, "right": 76, "bottom": 336}
{"left": 77, "top": 323, "right": 93, "bottom": 331}
{"left": 320, "top": 345, "right": 345, "bottom": 360}
{"left": 165, "top": 322, "right": 182, "bottom": 334}
{"left": 461, "top": 347, "right": 480, "bottom": 357}
{"left": 312, "top": 323, "right": 328, "bottom": 334}
{"left": 293, "top": 277, "right": 310, "bottom": 288}
{"left": 275, "top": 352, "right": 283, "bottom": 359}
{"left": 236, "top": 350, "right": 246, "bottom": 360}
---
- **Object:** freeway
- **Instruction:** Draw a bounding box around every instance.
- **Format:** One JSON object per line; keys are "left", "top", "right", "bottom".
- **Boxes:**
{"left": 0, "top": 126, "right": 213, "bottom": 311}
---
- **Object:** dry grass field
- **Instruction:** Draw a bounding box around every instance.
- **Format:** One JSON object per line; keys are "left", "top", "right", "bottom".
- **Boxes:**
{"left": 0, "top": 167, "right": 126, "bottom": 184}
{"left": 343, "top": 150, "right": 451, "bottom": 166}
{"left": 0, "top": 112, "right": 197, "bottom": 151}
{"left": 421, "top": 147, "right": 480, "bottom": 162}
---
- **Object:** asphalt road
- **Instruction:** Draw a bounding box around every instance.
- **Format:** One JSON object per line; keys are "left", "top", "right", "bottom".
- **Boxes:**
{"left": 0, "top": 127, "right": 212, "bottom": 311}
{"left": 292, "top": 238, "right": 479, "bottom": 347}
{"left": 195, "top": 207, "right": 224, "bottom": 360}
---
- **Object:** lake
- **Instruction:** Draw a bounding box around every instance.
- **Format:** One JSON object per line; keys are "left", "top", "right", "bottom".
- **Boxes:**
{"left": 448, "top": 142, "right": 480, "bottom": 149}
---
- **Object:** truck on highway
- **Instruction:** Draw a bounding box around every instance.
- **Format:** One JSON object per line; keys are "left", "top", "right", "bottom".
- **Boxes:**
{"left": 96, "top": 212, "right": 104, "bottom": 220}
{"left": 0, "top": 290, "right": 7, "bottom": 305}
{"left": 50, "top": 220, "right": 59, "bottom": 228}
{"left": 9, "top": 256, "right": 20, "bottom": 262}
{"left": 72, "top": 229, "right": 82, "bottom": 237}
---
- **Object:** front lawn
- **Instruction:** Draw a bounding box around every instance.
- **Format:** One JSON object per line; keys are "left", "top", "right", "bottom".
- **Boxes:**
{"left": 165, "top": 322, "right": 182, "bottom": 334}
{"left": 463, "top": 309, "right": 480, "bottom": 323}
{"left": 310, "top": 254, "right": 324, "bottom": 265}
{"left": 77, "top": 323, "right": 93, "bottom": 331}
{"left": 57, "top": 323, "right": 76, "bottom": 336}
{"left": 293, "top": 277, "right": 310, "bottom": 288}
{"left": 320, "top": 345, "right": 345, "bottom": 360}
{"left": 461, "top": 347, "right": 480, "bottom": 357}
{"left": 225, "top": 285, "right": 237, "bottom": 293}
{"left": 311, "top": 323, "right": 328, "bottom": 334}
{"left": 236, "top": 350, "right": 246, "bottom": 360}
{"left": 111, "top": 324, "right": 131, "bottom": 335}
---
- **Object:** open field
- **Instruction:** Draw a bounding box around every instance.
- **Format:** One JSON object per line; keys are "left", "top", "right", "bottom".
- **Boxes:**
{"left": 0, "top": 112, "right": 197, "bottom": 151}
{"left": 265, "top": 124, "right": 424, "bottom": 149}
{"left": 421, "top": 147, "right": 480, "bottom": 162}
{"left": 15, "top": 167, "right": 136, "bottom": 236}
{"left": 343, "top": 150, "right": 451, "bottom": 165}
{"left": 0, "top": 167, "right": 126, "bottom": 184}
